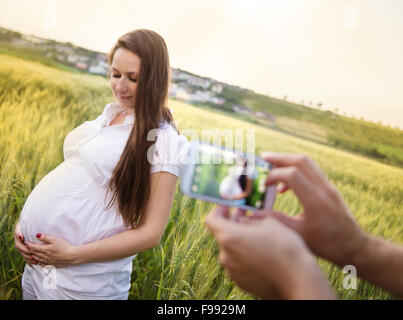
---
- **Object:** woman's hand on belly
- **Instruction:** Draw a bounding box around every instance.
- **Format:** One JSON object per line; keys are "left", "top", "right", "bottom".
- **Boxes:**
{"left": 26, "top": 233, "right": 78, "bottom": 268}
{"left": 14, "top": 221, "right": 37, "bottom": 267}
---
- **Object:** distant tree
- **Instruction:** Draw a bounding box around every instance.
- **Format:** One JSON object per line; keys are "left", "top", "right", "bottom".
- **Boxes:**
{"left": 334, "top": 108, "right": 339, "bottom": 113}
{"left": 283, "top": 95, "right": 287, "bottom": 101}
{"left": 317, "top": 102, "right": 322, "bottom": 110}
{"left": 0, "top": 29, "right": 21, "bottom": 41}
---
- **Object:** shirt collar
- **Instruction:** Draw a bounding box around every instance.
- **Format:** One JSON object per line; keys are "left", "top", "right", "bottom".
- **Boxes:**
{"left": 102, "top": 102, "right": 135, "bottom": 126}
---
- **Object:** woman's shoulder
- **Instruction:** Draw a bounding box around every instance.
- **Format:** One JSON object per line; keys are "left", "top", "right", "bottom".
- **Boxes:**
{"left": 158, "top": 120, "right": 181, "bottom": 137}
{"left": 151, "top": 120, "right": 190, "bottom": 174}
{"left": 154, "top": 120, "right": 190, "bottom": 151}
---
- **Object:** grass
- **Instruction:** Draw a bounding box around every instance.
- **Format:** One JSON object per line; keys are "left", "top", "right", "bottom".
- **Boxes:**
{"left": 218, "top": 86, "right": 403, "bottom": 168}
{"left": 0, "top": 53, "right": 402, "bottom": 300}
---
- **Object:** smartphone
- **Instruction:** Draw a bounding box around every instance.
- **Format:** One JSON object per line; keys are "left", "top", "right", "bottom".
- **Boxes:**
{"left": 180, "top": 140, "right": 276, "bottom": 211}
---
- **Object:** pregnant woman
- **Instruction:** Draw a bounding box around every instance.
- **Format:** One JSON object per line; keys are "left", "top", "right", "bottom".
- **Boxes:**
{"left": 13, "top": 29, "right": 189, "bottom": 299}
{"left": 219, "top": 159, "right": 255, "bottom": 206}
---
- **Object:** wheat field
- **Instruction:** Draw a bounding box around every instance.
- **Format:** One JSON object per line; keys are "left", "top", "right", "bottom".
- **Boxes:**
{"left": 0, "top": 54, "right": 402, "bottom": 300}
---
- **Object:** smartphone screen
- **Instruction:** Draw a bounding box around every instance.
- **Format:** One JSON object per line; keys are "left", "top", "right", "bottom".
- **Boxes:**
{"left": 180, "top": 141, "right": 276, "bottom": 211}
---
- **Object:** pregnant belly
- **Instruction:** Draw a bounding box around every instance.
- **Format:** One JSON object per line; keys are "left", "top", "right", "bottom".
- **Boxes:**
{"left": 20, "top": 157, "right": 126, "bottom": 246}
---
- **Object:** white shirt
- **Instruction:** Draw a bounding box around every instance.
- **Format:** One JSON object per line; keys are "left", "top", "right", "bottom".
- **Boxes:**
{"left": 19, "top": 101, "right": 189, "bottom": 299}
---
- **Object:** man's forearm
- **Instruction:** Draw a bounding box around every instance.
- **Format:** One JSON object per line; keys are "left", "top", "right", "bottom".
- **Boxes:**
{"left": 351, "top": 233, "right": 403, "bottom": 297}
{"left": 71, "top": 228, "right": 159, "bottom": 265}
{"left": 280, "top": 252, "right": 336, "bottom": 300}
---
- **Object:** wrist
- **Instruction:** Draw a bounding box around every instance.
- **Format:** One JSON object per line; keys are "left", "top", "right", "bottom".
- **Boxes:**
{"left": 69, "top": 245, "right": 83, "bottom": 265}
{"left": 337, "top": 229, "right": 370, "bottom": 268}
{"left": 349, "top": 232, "right": 373, "bottom": 271}
{"left": 277, "top": 249, "right": 335, "bottom": 299}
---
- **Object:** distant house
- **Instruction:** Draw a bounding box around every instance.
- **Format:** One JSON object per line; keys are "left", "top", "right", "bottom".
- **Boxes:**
{"left": 36, "top": 43, "right": 54, "bottom": 50}
{"left": 97, "top": 60, "right": 108, "bottom": 69}
{"left": 255, "top": 110, "right": 275, "bottom": 121}
{"left": 67, "top": 55, "right": 79, "bottom": 63}
{"left": 87, "top": 59, "right": 108, "bottom": 75}
{"left": 170, "top": 85, "right": 191, "bottom": 101}
{"left": 211, "top": 83, "right": 223, "bottom": 94}
{"left": 64, "top": 47, "right": 75, "bottom": 55}
{"left": 56, "top": 54, "right": 66, "bottom": 62}
{"left": 210, "top": 97, "right": 226, "bottom": 105}
{"left": 55, "top": 44, "right": 74, "bottom": 55}
{"left": 177, "top": 72, "right": 190, "bottom": 80}
{"left": 171, "top": 69, "right": 181, "bottom": 80}
{"left": 233, "top": 105, "right": 252, "bottom": 115}
{"left": 168, "top": 83, "right": 177, "bottom": 94}
{"left": 75, "top": 62, "right": 88, "bottom": 71}
{"left": 55, "top": 44, "right": 64, "bottom": 52}
{"left": 189, "top": 90, "right": 212, "bottom": 103}
{"left": 89, "top": 64, "right": 107, "bottom": 75}
{"left": 77, "top": 55, "right": 90, "bottom": 63}
{"left": 22, "top": 34, "right": 47, "bottom": 44}
{"left": 97, "top": 53, "right": 108, "bottom": 62}
{"left": 11, "top": 38, "right": 34, "bottom": 48}
{"left": 187, "top": 76, "right": 210, "bottom": 89}
{"left": 88, "top": 60, "right": 108, "bottom": 76}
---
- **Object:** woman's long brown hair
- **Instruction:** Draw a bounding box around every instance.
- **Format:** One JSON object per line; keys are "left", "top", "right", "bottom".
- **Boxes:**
{"left": 104, "top": 29, "right": 177, "bottom": 229}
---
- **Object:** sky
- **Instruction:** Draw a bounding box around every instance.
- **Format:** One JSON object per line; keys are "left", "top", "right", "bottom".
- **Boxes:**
{"left": 1, "top": 0, "right": 402, "bottom": 128}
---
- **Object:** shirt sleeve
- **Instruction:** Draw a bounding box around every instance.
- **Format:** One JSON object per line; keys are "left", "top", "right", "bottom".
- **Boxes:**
{"left": 149, "top": 125, "right": 190, "bottom": 179}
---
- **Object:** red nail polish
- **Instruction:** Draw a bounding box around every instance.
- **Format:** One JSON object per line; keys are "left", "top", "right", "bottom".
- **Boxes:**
{"left": 36, "top": 233, "right": 41, "bottom": 238}
{"left": 19, "top": 235, "right": 23, "bottom": 240}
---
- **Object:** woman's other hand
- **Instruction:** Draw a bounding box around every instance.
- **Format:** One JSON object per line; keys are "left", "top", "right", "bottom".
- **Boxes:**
{"left": 14, "top": 220, "right": 36, "bottom": 267}
{"left": 26, "top": 233, "right": 78, "bottom": 268}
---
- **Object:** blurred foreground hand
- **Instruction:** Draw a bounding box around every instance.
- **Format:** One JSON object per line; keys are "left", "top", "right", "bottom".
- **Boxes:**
{"left": 205, "top": 205, "right": 335, "bottom": 299}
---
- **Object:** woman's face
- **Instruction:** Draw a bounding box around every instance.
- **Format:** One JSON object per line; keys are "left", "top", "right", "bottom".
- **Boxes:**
{"left": 110, "top": 47, "right": 141, "bottom": 111}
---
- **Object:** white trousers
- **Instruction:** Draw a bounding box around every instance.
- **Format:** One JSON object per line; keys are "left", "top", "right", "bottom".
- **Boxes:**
{"left": 21, "top": 267, "right": 37, "bottom": 300}
{"left": 21, "top": 264, "right": 129, "bottom": 300}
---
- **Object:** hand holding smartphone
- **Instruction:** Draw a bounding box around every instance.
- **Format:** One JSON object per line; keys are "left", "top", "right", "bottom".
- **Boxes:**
{"left": 180, "top": 141, "right": 276, "bottom": 211}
